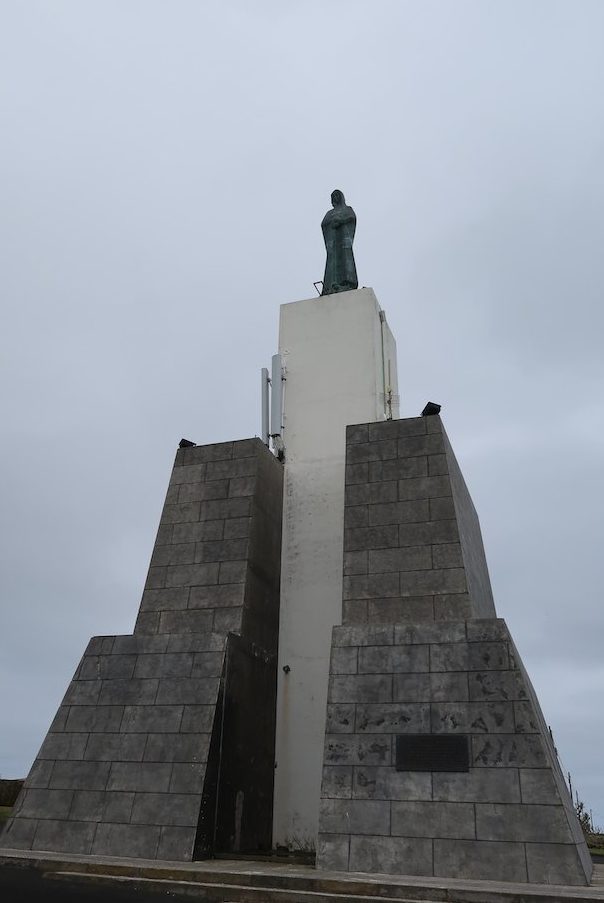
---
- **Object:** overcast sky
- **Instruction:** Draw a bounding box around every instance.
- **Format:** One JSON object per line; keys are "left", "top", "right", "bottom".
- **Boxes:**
{"left": 1, "top": 0, "right": 603, "bottom": 829}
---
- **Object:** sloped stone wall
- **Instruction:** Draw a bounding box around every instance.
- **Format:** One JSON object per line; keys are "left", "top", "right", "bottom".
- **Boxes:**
{"left": 1, "top": 438, "right": 282, "bottom": 861}
{"left": 317, "top": 417, "right": 591, "bottom": 886}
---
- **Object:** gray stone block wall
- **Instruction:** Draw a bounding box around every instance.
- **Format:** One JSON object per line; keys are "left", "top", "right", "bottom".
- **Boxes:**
{"left": 2, "top": 438, "right": 283, "bottom": 861}
{"left": 343, "top": 416, "right": 495, "bottom": 624}
{"left": 318, "top": 417, "right": 591, "bottom": 886}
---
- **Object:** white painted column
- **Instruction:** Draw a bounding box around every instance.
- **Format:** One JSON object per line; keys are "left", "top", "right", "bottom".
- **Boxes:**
{"left": 272, "top": 288, "right": 399, "bottom": 849}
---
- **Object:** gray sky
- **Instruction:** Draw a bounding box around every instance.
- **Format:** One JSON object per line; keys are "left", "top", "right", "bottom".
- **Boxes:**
{"left": 2, "top": 1, "right": 603, "bottom": 828}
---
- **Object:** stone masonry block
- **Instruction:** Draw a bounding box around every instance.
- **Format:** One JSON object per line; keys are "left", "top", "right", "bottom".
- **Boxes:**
{"left": 432, "top": 543, "right": 463, "bottom": 568}
{"left": 180, "top": 706, "right": 215, "bottom": 733}
{"left": 330, "top": 647, "right": 358, "bottom": 674}
{"left": 169, "top": 463, "right": 206, "bottom": 485}
{"left": 130, "top": 792, "right": 201, "bottom": 827}
{"left": 398, "top": 434, "right": 445, "bottom": 458}
{"left": 326, "top": 705, "right": 355, "bottom": 733}
{"left": 391, "top": 800, "right": 475, "bottom": 839}
{"left": 133, "top": 653, "right": 193, "bottom": 679}
{"left": 397, "top": 475, "right": 452, "bottom": 502}
{"left": 69, "top": 790, "right": 107, "bottom": 822}
{"left": 18, "top": 788, "right": 74, "bottom": 820}
{"left": 369, "top": 418, "right": 426, "bottom": 441}
{"left": 476, "top": 803, "right": 571, "bottom": 843}
{"left": 344, "top": 505, "right": 368, "bottom": 529}
{"left": 333, "top": 625, "right": 393, "bottom": 647}
{"left": 468, "top": 670, "right": 527, "bottom": 701}
{"left": 91, "top": 822, "right": 160, "bottom": 859}
{"left": 98, "top": 679, "right": 159, "bottom": 706}
{"left": 324, "top": 735, "right": 391, "bottom": 767}
{"left": 178, "top": 480, "right": 228, "bottom": 503}
{"left": 107, "top": 762, "right": 172, "bottom": 793}
{"left": 358, "top": 644, "right": 429, "bottom": 674}
{"left": 368, "top": 546, "right": 432, "bottom": 574}
{"left": 159, "top": 610, "right": 213, "bottom": 634}
{"left": 155, "top": 677, "right": 220, "bottom": 706}
{"left": 433, "top": 768, "right": 521, "bottom": 803}
{"left": 345, "top": 481, "right": 398, "bottom": 506}
{"left": 519, "top": 769, "right": 561, "bottom": 804}
{"left": 368, "top": 597, "right": 435, "bottom": 624}
{"left": 347, "top": 439, "right": 398, "bottom": 465}
{"left": 39, "top": 733, "right": 88, "bottom": 761}
{"left": 173, "top": 521, "right": 224, "bottom": 543}
{"left": 352, "top": 767, "right": 431, "bottom": 801}
{"left": 399, "top": 569, "right": 467, "bottom": 597}
{"left": 343, "top": 573, "right": 399, "bottom": 600}
{"left": 144, "top": 733, "right": 210, "bottom": 764}
{"left": 398, "top": 519, "right": 459, "bottom": 547}
{"left": 430, "top": 642, "right": 508, "bottom": 672}
{"left": 342, "top": 600, "right": 368, "bottom": 623}
{"left": 434, "top": 838, "right": 527, "bottom": 882}
{"left": 343, "top": 551, "right": 368, "bottom": 576}
{"left": 320, "top": 798, "right": 389, "bottom": 835}
{"left": 223, "top": 516, "right": 251, "bottom": 539}
{"left": 33, "top": 819, "right": 97, "bottom": 855}
{"left": 431, "top": 701, "right": 515, "bottom": 734}
{"left": 367, "top": 500, "right": 429, "bottom": 527}
{"left": 317, "top": 834, "right": 350, "bottom": 871}
{"left": 156, "top": 826, "right": 197, "bottom": 862}
{"left": 65, "top": 706, "right": 123, "bottom": 734}
{"left": 49, "top": 761, "right": 111, "bottom": 791}
{"left": 427, "top": 673, "right": 469, "bottom": 702}
{"left": 393, "top": 673, "right": 431, "bottom": 702}
{"left": 165, "top": 563, "right": 219, "bottom": 588}
{"left": 321, "top": 766, "right": 353, "bottom": 799}
{"left": 328, "top": 675, "right": 392, "bottom": 704}
{"left": 345, "top": 462, "right": 369, "bottom": 484}
{"left": 434, "top": 594, "right": 473, "bottom": 620}
{"left": 370, "top": 456, "right": 427, "bottom": 482}
{"left": 526, "top": 843, "right": 588, "bottom": 885}
{"left": 471, "top": 734, "right": 547, "bottom": 768}
{"left": 355, "top": 703, "right": 430, "bottom": 734}
{"left": 104, "top": 791, "right": 135, "bottom": 823}
{"left": 344, "top": 525, "right": 398, "bottom": 551}
{"left": 25, "top": 760, "right": 54, "bottom": 789}
{"left": 84, "top": 733, "right": 147, "bottom": 762}
{"left": 218, "top": 560, "right": 247, "bottom": 583}
{"left": 346, "top": 423, "right": 369, "bottom": 444}
{"left": 349, "top": 835, "right": 433, "bottom": 876}
{"left": 428, "top": 454, "right": 448, "bottom": 476}
{"left": 140, "top": 588, "right": 189, "bottom": 611}
{"left": 188, "top": 583, "right": 244, "bottom": 609}
{"left": 1, "top": 818, "right": 37, "bottom": 849}
{"left": 395, "top": 622, "right": 466, "bottom": 645}
{"left": 169, "top": 763, "right": 206, "bottom": 794}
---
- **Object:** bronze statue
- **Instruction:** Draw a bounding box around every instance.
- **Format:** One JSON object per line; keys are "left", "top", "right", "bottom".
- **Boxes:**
{"left": 321, "top": 190, "right": 358, "bottom": 295}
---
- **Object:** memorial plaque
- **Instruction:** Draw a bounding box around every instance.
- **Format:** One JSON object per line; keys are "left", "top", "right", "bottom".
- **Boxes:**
{"left": 395, "top": 734, "right": 469, "bottom": 772}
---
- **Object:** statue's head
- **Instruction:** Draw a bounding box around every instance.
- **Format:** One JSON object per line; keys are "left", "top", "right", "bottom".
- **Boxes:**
{"left": 331, "top": 189, "right": 345, "bottom": 207}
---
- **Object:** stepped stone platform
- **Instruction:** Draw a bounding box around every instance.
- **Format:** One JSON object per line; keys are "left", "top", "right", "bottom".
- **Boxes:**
{"left": 1, "top": 849, "right": 603, "bottom": 903}
{"left": 317, "top": 416, "right": 591, "bottom": 886}
{"left": 0, "top": 438, "right": 283, "bottom": 861}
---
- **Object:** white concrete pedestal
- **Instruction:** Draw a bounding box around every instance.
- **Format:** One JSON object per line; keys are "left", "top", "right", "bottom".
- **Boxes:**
{"left": 272, "top": 288, "right": 399, "bottom": 849}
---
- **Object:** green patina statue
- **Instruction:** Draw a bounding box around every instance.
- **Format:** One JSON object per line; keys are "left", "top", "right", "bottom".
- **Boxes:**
{"left": 321, "top": 189, "right": 358, "bottom": 295}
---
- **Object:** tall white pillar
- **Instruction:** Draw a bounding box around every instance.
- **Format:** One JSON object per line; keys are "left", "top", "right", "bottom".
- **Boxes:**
{"left": 272, "top": 287, "right": 399, "bottom": 849}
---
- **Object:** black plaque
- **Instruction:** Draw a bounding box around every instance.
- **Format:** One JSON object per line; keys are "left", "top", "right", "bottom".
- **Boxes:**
{"left": 395, "top": 734, "right": 470, "bottom": 772}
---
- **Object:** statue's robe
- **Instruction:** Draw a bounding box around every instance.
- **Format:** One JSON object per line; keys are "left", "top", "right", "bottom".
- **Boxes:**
{"left": 321, "top": 203, "right": 358, "bottom": 295}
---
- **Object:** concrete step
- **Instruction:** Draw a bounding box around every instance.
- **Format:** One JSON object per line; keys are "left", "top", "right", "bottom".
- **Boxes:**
{"left": 1, "top": 850, "right": 603, "bottom": 903}
{"left": 46, "top": 870, "right": 432, "bottom": 903}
